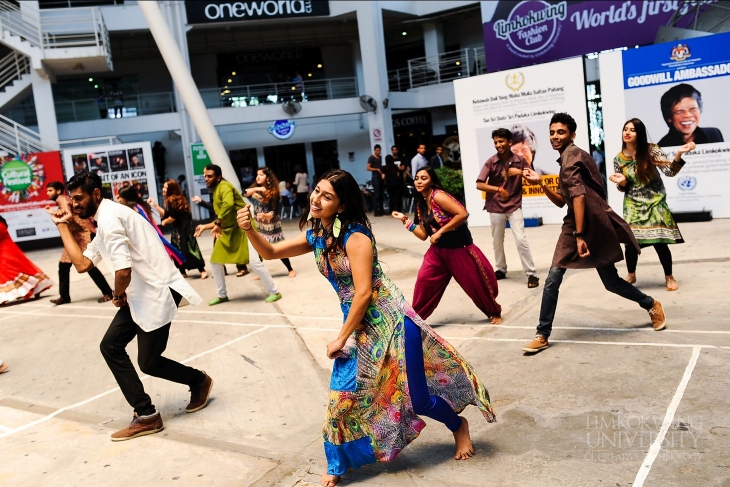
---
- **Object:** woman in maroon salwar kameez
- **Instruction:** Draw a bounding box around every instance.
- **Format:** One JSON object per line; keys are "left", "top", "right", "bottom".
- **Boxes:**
{"left": 392, "top": 167, "right": 502, "bottom": 324}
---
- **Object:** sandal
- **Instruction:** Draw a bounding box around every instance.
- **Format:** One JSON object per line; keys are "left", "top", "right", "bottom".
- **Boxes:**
{"left": 665, "top": 276, "right": 678, "bottom": 291}
{"left": 236, "top": 269, "right": 249, "bottom": 277}
{"left": 98, "top": 295, "right": 113, "bottom": 303}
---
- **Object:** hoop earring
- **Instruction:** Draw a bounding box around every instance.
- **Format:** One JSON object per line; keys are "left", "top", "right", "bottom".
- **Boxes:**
{"left": 333, "top": 213, "right": 342, "bottom": 238}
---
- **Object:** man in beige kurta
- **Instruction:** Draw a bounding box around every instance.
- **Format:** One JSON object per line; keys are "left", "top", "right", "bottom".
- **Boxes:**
{"left": 520, "top": 113, "right": 665, "bottom": 354}
{"left": 46, "top": 181, "right": 113, "bottom": 304}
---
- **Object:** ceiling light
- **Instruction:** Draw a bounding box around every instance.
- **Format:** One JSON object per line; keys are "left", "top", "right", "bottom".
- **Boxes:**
{"left": 88, "top": 78, "right": 93, "bottom": 82}
{"left": 94, "top": 84, "right": 98, "bottom": 88}
{"left": 227, "top": 79, "right": 232, "bottom": 83}
{"left": 292, "top": 86, "right": 296, "bottom": 90}
{"left": 232, "top": 71, "right": 236, "bottom": 75}
{"left": 402, "top": 31, "right": 407, "bottom": 36}
{"left": 455, "top": 61, "right": 461, "bottom": 65}
{"left": 317, "top": 63, "right": 322, "bottom": 68}
{"left": 307, "top": 73, "right": 312, "bottom": 77}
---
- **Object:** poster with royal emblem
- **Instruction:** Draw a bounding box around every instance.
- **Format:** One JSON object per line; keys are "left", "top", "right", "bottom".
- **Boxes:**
{"left": 454, "top": 56, "right": 590, "bottom": 226}
{"left": 600, "top": 31, "right": 730, "bottom": 218}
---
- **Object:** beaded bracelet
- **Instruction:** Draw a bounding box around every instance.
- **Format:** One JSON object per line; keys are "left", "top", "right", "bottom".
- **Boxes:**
{"left": 405, "top": 221, "right": 417, "bottom": 232}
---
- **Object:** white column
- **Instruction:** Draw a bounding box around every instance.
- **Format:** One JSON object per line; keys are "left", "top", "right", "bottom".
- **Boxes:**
{"left": 305, "top": 142, "right": 315, "bottom": 179}
{"left": 31, "top": 70, "right": 59, "bottom": 146}
{"left": 256, "top": 146, "right": 266, "bottom": 168}
{"left": 162, "top": 0, "right": 202, "bottom": 219}
{"left": 356, "top": 2, "right": 393, "bottom": 153}
{"left": 138, "top": 1, "right": 240, "bottom": 192}
{"left": 423, "top": 21, "right": 444, "bottom": 61}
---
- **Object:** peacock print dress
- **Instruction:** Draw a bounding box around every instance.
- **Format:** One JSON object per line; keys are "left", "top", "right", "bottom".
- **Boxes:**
{"left": 307, "top": 223, "right": 496, "bottom": 476}
{"left": 614, "top": 145, "right": 685, "bottom": 246}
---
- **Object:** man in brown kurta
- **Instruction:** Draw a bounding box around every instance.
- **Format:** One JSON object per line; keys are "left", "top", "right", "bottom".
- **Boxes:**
{"left": 46, "top": 181, "right": 113, "bottom": 305}
{"left": 521, "top": 113, "right": 666, "bottom": 354}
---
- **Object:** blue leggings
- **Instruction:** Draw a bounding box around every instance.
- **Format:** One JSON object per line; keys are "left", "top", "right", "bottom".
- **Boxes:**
{"left": 404, "top": 317, "right": 462, "bottom": 432}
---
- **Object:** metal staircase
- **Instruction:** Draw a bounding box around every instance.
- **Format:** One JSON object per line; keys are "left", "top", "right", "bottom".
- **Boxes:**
{"left": 0, "top": 51, "right": 32, "bottom": 109}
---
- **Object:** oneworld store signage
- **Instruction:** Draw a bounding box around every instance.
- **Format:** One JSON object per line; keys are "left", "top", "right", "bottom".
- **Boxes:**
{"left": 269, "top": 120, "right": 296, "bottom": 140}
{"left": 185, "top": 1, "right": 330, "bottom": 24}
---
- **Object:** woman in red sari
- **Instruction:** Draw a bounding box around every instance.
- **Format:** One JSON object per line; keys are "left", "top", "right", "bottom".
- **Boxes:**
{"left": 0, "top": 214, "right": 53, "bottom": 305}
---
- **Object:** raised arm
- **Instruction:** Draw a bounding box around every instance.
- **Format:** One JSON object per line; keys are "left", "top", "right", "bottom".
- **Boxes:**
{"left": 653, "top": 144, "right": 692, "bottom": 177}
{"left": 524, "top": 167, "right": 565, "bottom": 207}
{"left": 391, "top": 211, "right": 427, "bottom": 241}
{"left": 236, "top": 205, "right": 311, "bottom": 259}
{"left": 50, "top": 210, "right": 95, "bottom": 273}
{"left": 326, "top": 232, "right": 373, "bottom": 359}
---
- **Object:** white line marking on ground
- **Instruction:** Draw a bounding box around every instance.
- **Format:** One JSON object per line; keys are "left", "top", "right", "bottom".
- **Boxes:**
{"left": 3, "top": 309, "right": 728, "bottom": 337}
{"left": 0, "top": 327, "right": 269, "bottom": 440}
{"left": 0, "top": 425, "right": 14, "bottom": 433}
{"left": 633, "top": 346, "right": 701, "bottom": 487}
{"left": 0, "top": 303, "right": 54, "bottom": 322}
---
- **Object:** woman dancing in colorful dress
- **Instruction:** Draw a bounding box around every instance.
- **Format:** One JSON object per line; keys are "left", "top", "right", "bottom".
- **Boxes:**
{"left": 0, "top": 214, "right": 53, "bottom": 305}
{"left": 609, "top": 118, "right": 694, "bottom": 291}
{"left": 236, "top": 169, "right": 496, "bottom": 487}
{"left": 244, "top": 167, "right": 296, "bottom": 278}
{"left": 148, "top": 179, "right": 208, "bottom": 279}
{"left": 117, "top": 186, "right": 186, "bottom": 267}
{"left": 392, "top": 167, "right": 502, "bottom": 324}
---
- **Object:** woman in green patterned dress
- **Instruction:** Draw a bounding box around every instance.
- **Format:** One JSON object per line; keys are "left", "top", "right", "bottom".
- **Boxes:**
{"left": 236, "top": 169, "right": 495, "bottom": 487}
{"left": 609, "top": 118, "right": 695, "bottom": 291}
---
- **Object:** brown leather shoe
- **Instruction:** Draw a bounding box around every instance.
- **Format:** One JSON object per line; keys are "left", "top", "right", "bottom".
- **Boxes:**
{"left": 649, "top": 300, "right": 666, "bottom": 331}
{"left": 110, "top": 412, "right": 163, "bottom": 441}
{"left": 523, "top": 335, "right": 549, "bottom": 353}
{"left": 186, "top": 372, "right": 214, "bottom": 413}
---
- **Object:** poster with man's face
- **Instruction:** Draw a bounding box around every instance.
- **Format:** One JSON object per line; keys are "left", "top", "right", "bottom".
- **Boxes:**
{"left": 87, "top": 152, "right": 109, "bottom": 174}
{"left": 109, "top": 149, "right": 129, "bottom": 172}
{"left": 127, "top": 148, "right": 145, "bottom": 169}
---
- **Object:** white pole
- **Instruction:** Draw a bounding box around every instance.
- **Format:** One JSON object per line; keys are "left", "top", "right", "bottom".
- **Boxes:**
{"left": 138, "top": 1, "right": 240, "bottom": 192}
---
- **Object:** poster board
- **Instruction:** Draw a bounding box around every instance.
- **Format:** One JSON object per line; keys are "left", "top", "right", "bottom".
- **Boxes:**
{"left": 454, "top": 56, "right": 590, "bottom": 225}
{"left": 62, "top": 141, "right": 157, "bottom": 206}
{"left": 481, "top": 0, "right": 717, "bottom": 73}
{"left": 600, "top": 31, "right": 730, "bottom": 218}
{"left": 0, "top": 151, "right": 65, "bottom": 242}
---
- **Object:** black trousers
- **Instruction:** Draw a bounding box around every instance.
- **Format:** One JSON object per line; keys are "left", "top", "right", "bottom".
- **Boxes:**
{"left": 371, "top": 177, "right": 385, "bottom": 215}
{"left": 625, "top": 244, "right": 673, "bottom": 276}
{"left": 99, "top": 289, "right": 205, "bottom": 416}
{"left": 58, "top": 262, "right": 113, "bottom": 301}
{"left": 536, "top": 265, "right": 655, "bottom": 339}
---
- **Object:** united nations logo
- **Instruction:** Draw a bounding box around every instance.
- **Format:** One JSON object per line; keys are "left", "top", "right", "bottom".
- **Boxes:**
{"left": 506, "top": 72, "right": 525, "bottom": 92}
{"left": 677, "top": 175, "right": 696, "bottom": 191}
{"left": 670, "top": 43, "right": 691, "bottom": 62}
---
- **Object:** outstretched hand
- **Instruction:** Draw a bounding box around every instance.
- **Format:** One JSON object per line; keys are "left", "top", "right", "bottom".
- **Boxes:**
{"left": 191, "top": 195, "right": 202, "bottom": 203}
{"left": 522, "top": 167, "right": 541, "bottom": 185}
{"left": 236, "top": 205, "right": 254, "bottom": 230}
{"left": 677, "top": 142, "right": 696, "bottom": 155}
{"left": 391, "top": 211, "right": 405, "bottom": 221}
{"left": 48, "top": 208, "right": 74, "bottom": 225}
{"left": 609, "top": 173, "right": 626, "bottom": 186}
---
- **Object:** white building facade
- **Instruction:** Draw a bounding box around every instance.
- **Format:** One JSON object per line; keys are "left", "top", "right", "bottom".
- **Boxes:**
{"left": 0, "top": 0, "right": 488, "bottom": 191}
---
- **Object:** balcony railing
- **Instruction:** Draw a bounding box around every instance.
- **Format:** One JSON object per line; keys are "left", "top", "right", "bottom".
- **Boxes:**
{"left": 200, "top": 77, "right": 359, "bottom": 108}
{"left": 55, "top": 91, "right": 177, "bottom": 122}
{"left": 388, "top": 47, "right": 486, "bottom": 92}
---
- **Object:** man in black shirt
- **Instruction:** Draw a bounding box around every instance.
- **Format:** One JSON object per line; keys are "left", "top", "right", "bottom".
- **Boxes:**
{"left": 366, "top": 144, "right": 385, "bottom": 216}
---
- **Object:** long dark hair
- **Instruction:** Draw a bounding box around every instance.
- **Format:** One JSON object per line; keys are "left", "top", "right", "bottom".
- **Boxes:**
{"left": 413, "top": 166, "right": 445, "bottom": 223}
{"left": 164, "top": 179, "right": 190, "bottom": 213}
{"left": 118, "top": 185, "right": 152, "bottom": 218}
{"left": 298, "top": 169, "right": 372, "bottom": 256}
{"left": 254, "top": 166, "right": 281, "bottom": 204}
{"left": 622, "top": 118, "right": 658, "bottom": 184}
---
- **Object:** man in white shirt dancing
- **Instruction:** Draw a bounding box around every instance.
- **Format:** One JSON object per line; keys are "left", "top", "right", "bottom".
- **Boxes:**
{"left": 49, "top": 172, "right": 214, "bottom": 441}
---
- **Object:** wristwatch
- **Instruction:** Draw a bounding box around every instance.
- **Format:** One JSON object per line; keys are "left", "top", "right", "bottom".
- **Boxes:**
{"left": 112, "top": 292, "right": 126, "bottom": 301}
{"left": 572, "top": 231, "right": 584, "bottom": 237}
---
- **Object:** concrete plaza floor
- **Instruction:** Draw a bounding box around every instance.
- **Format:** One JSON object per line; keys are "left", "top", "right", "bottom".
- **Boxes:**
{"left": 1, "top": 215, "right": 729, "bottom": 486}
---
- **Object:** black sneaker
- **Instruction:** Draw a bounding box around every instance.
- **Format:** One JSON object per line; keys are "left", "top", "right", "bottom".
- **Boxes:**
{"left": 528, "top": 275, "right": 539, "bottom": 288}
{"left": 495, "top": 270, "right": 506, "bottom": 280}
